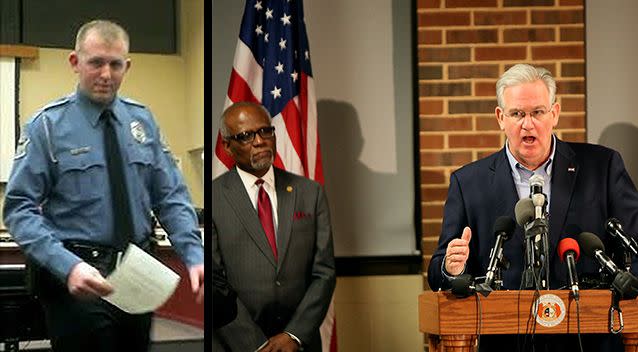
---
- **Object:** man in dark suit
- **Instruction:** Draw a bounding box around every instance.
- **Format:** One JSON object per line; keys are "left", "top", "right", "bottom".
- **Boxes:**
{"left": 428, "top": 64, "right": 638, "bottom": 351}
{"left": 212, "top": 101, "right": 336, "bottom": 352}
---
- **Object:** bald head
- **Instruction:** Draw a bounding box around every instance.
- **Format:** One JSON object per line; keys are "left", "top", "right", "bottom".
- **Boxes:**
{"left": 220, "top": 102, "right": 271, "bottom": 138}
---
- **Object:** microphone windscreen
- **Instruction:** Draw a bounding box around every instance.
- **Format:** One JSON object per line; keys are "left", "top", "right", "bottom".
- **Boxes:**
{"left": 578, "top": 232, "right": 605, "bottom": 258}
{"left": 557, "top": 237, "right": 580, "bottom": 262}
{"left": 450, "top": 274, "right": 474, "bottom": 298}
{"left": 493, "top": 216, "right": 516, "bottom": 240}
{"left": 514, "top": 198, "right": 535, "bottom": 227}
{"left": 530, "top": 174, "right": 545, "bottom": 187}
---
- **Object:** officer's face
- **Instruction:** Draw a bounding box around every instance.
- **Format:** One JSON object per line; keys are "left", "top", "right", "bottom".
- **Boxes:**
{"left": 69, "top": 30, "right": 130, "bottom": 105}
{"left": 222, "top": 105, "right": 276, "bottom": 178}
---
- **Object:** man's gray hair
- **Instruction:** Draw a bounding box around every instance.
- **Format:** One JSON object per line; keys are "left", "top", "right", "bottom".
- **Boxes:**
{"left": 75, "top": 20, "right": 130, "bottom": 53}
{"left": 219, "top": 102, "right": 272, "bottom": 138}
{"left": 496, "top": 64, "right": 556, "bottom": 108}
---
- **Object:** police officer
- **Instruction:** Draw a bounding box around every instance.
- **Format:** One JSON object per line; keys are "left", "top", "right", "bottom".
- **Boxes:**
{"left": 2, "top": 20, "right": 204, "bottom": 352}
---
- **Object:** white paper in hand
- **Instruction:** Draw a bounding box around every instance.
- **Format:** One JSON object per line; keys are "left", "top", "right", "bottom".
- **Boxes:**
{"left": 103, "top": 244, "right": 180, "bottom": 314}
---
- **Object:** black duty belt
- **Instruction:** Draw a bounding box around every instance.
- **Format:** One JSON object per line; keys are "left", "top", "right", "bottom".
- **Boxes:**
{"left": 63, "top": 240, "right": 123, "bottom": 275}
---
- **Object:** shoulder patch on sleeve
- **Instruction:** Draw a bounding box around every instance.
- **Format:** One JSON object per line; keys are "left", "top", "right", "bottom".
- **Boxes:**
{"left": 14, "top": 129, "right": 30, "bottom": 159}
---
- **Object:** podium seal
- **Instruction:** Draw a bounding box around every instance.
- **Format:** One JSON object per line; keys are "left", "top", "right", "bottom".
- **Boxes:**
{"left": 535, "top": 294, "right": 566, "bottom": 327}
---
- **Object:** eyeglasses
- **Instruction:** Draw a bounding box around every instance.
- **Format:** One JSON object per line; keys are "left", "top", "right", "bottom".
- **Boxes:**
{"left": 225, "top": 126, "right": 276, "bottom": 144}
{"left": 502, "top": 107, "right": 550, "bottom": 122}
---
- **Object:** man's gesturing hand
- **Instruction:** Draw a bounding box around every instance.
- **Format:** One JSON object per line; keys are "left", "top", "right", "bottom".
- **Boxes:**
{"left": 444, "top": 226, "right": 472, "bottom": 276}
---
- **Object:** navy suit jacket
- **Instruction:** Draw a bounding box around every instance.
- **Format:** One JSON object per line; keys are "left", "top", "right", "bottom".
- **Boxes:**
{"left": 428, "top": 138, "right": 638, "bottom": 291}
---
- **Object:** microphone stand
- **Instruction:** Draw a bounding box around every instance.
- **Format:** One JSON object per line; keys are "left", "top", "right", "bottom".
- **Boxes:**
{"left": 493, "top": 254, "right": 509, "bottom": 290}
{"left": 522, "top": 218, "right": 548, "bottom": 289}
{"left": 542, "top": 230, "right": 550, "bottom": 289}
{"left": 476, "top": 254, "right": 509, "bottom": 295}
{"left": 623, "top": 251, "right": 632, "bottom": 273}
{"left": 522, "top": 232, "right": 536, "bottom": 289}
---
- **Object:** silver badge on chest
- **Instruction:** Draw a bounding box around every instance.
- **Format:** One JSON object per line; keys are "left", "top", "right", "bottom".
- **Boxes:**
{"left": 130, "top": 121, "right": 146, "bottom": 143}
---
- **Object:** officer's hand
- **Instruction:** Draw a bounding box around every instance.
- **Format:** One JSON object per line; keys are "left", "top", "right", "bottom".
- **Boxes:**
{"left": 444, "top": 227, "right": 472, "bottom": 276}
{"left": 189, "top": 264, "right": 204, "bottom": 304}
{"left": 67, "top": 262, "right": 114, "bottom": 298}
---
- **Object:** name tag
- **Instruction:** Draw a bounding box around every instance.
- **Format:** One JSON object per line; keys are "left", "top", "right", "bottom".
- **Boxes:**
{"left": 70, "top": 146, "right": 91, "bottom": 155}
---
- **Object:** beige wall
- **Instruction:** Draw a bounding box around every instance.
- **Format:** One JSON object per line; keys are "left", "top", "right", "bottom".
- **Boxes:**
{"left": 179, "top": 0, "right": 204, "bottom": 205}
{"left": 334, "top": 275, "right": 423, "bottom": 352}
{"left": 13, "top": 0, "right": 203, "bottom": 210}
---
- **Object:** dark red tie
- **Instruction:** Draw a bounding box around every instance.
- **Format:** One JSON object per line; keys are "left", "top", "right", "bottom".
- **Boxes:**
{"left": 256, "top": 179, "right": 278, "bottom": 260}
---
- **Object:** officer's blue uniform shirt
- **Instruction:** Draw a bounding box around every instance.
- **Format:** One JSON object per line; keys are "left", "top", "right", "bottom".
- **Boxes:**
{"left": 3, "top": 90, "right": 204, "bottom": 282}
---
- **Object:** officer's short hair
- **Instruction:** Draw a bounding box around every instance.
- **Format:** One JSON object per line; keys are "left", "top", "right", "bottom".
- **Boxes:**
{"left": 75, "top": 20, "right": 130, "bottom": 54}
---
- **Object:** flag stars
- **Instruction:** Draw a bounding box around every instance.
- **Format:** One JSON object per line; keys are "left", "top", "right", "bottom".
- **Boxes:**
{"left": 264, "top": 33, "right": 269, "bottom": 43}
{"left": 304, "top": 50, "right": 310, "bottom": 60}
{"left": 271, "top": 86, "right": 282, "bottom": 99}
{"left": 278, "top": 38, "right": 287, "bottom": 50}
{"left": 254, "top": 0, "right": 263, "bottom": 11}
{"left": 255, "top": 25, "right": 263, "bottom": 36}
{"left": 265, "top": 8, "right": 274, "bottom": 19}
{"left": 275, "top": 62, "right": 284, "bottom": 74}
{"left": 291, "top": 70, "right": 298, "bottom": 82}
{"left": 281, "top": 13, "right": 292, "bottom": 26}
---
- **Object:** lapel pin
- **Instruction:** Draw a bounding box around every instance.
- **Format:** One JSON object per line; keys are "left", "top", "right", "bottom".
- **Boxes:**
{"left": 568, "top": 167, "right": 575, "bottom": 172}
{"left": 287, "top": 186, "right": 293, "bottom": 192}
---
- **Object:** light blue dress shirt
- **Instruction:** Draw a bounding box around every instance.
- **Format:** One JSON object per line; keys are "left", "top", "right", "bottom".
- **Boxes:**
{"left": 3, "top": 90, "right": 204, "bottom": 282}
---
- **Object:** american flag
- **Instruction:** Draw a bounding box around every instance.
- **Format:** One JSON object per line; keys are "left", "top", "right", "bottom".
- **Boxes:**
{"left": 212, "top": 1, "right": 337, "bottom": 351}
{"left": 213, "top": 0, "right": 322, "bottom": 182}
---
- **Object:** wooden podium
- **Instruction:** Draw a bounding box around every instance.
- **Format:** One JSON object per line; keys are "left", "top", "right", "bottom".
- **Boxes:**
{"left": 419, "top": 290, "right": 638, "bottom": 351}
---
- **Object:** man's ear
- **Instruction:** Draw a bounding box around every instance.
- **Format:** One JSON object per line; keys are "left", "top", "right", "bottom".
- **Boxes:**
{"left": 222, "top": 139, "right": 232, "bottom": 156}
{"left": 495, "top": 106, "right": 506, "bottom": 131}
{"left": 550, "top": 103, "right": 561, "bottom": 128}
{"left": 69, "top": 51, "right": 79, "bottom": 72}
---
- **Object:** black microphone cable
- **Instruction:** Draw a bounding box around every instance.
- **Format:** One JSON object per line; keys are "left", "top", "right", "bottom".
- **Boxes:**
{"left": 575, "top": 297, "right": 583, "bottom": 352}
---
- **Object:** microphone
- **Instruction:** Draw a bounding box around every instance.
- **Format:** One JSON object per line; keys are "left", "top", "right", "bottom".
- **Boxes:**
{"left": 578, "top": 232, "right": 638, "bottom": 299}
{"left": 606, "top": 218, "right": 638, "bottom": 256}
{"left": 484, "top": 216, "right": 516, "bottom": 287}
{"left": 529, "top": 174, "right": 547, "bottom": 219}
{"left": 578, "top": 232, "right": 619, "bottom": 275}
{"left": 529, "top": 173, "right": 544, "bottom": 196}
{"left": 451, "top": 274, "right": 476, "bottom": 298}
{"left": 451, "top": 274, "right": 492, "bottom": 298}
{"left": 515, "top": 198, "right": 540, "bottom": 289}
{"left": 515, "top": 197, "right": 535, "bottom": 228}
{"left": 558, "top": 238, "right": 580, "bottom": 300}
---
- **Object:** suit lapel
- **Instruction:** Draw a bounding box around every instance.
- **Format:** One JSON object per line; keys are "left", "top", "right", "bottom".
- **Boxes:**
{"left": 222, "top": 168, "right": 277, "bottom": 267}
{"left": 274, "top": 169, "right": 295, "bottom": 272}
{"left": 548, "top": 139, "right": 578, "bottom": 255}
{"left": 490, "top": 148, "right": 520, "bottom": 220}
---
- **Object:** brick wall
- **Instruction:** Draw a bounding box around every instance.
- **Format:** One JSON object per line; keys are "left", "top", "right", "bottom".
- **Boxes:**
{"left": 416, "top": 0, "right": 585, "bottom": 289}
